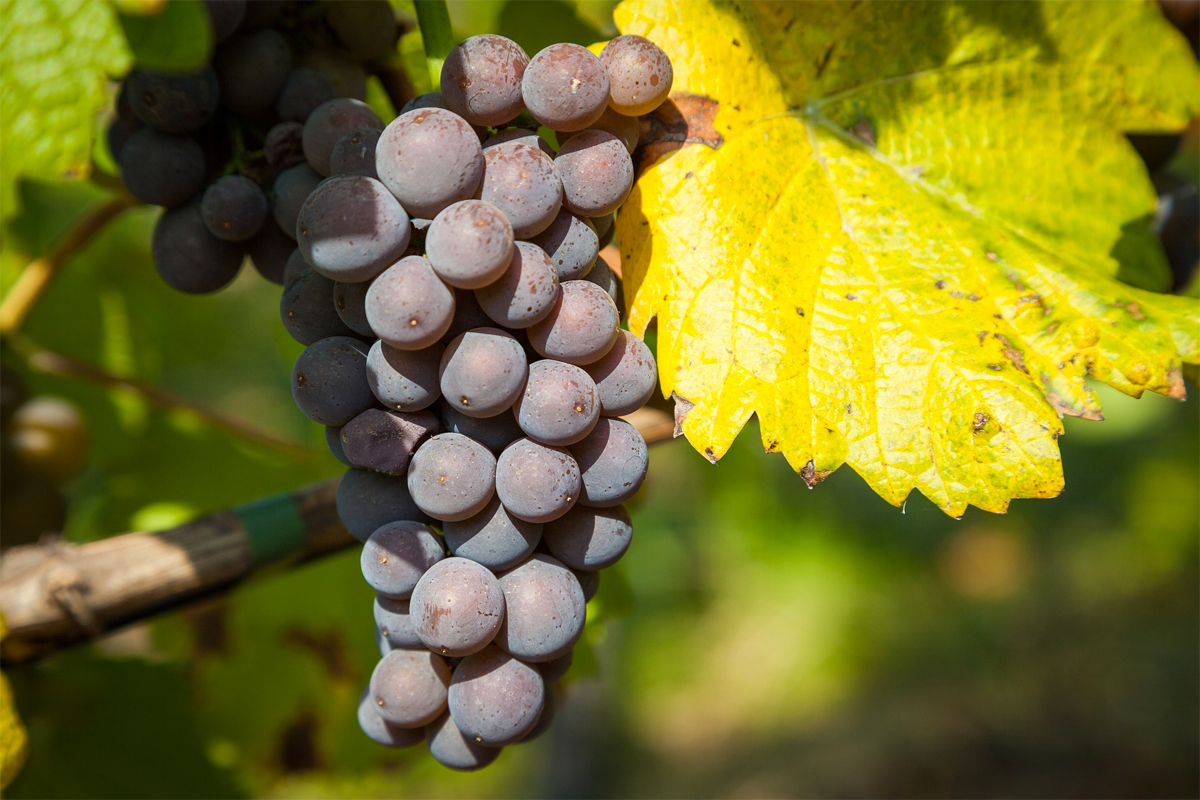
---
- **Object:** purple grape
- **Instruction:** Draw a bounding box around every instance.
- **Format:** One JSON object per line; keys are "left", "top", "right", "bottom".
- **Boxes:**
{"left": 327, "top": 0, "right": 397, "bottom": 61}
{"left": 513, "top": 360, "right": 600, "bottom": 446}
{"left": 326, "top": 425, "right": 351, "bottom": 466}
{"left": 440, "top": 402, "right": 524, "bottom": 454}
{"left": 369, "top": 649, "right": 451, "bottom": 727}
{"left": 358, "top": 687, "right": 424, "bottom": 748}
{"left": 365, "top": 256, "right": 455, "bottom": 349}
{"left": 376, "top": 625, "right": 393, "bottom": 657}
{"left": 302, "top": 98, "right": 384, "bottom": 176}
{"left": 570, "top": 418, "right": 648, "bottom": 506}
{"left": 290, "top": 336, "right": 374, "bottom": 425}
{"left": 538, "top": 651, "right": 573, "bottom": 684}
{"left": 474, "top": 241, "right": 560, "bottom": 329}
{"left": 484, "top": 128, "right": 554, "bottom": 156}
{"left": 361, "top": 520, "right": 445, "bottom": 599}
{"left": 279, "top": 267, "right": 356, "bottom": 345}
{"left": 341, "top": 408, "right": 439, "bottom": 475}
{"left": 152, "top": 205, "right": 244, "bottom": 294}
{"left": 574, "top": 568, "right": 600, "bottom": 602}
{"left": 495, "top": 438, "right": 581, "bottom": 523}
{"left": 276, "top": 67, "right": 336, "bottom": 123}
{"left": 555, "top": 129, "right": 634, "bottom": 217}
{"left": 271, "top": 163, "right": 323, "bottom": 240}
{"left": 106, "top": 117, "right": 139, "bottom": 162}
{"left": 336, "top": 468, "right": 428, "bottom": 542}
{"left": 262, "top": 121, "right": 305, "bottom": 169}
{"left": 376, "top": 108, "right": 485, "bottom": 219}
{"left": 202, "top": 0, "right": 245, "bottom": 43}
{"left": 425, "top": 200, "right": 514, "bottom": 289}
{"left": 333, "top": 279, "right": 372, "bottom": 336}
{"left": 495, "top": 554, "right": 585, "bottom": 661}
{"left": 120, "top": 129, "right": 206, "bottom": 207}
{"left": 245, "top": 219, "right": 294, "bottom": 284}
{"left": 296, "top": 47, "right": 367, "bottom": 100}
{"left": 599, "top": 34, "right": 674, "bottom": 116}
{"left": 520, "top": 683, "right": 558, "bottom": 742}
{"left": 443, "top": 496, "right": 542, "bottom": 571}
{"left": 410, "top": 557, "right": 505, "bottom": 657}
{"left": 448, "top": 646, "right": 545, "bottom": 745}
{"left": 328, "top": 128, "right": 380, "bottom": 179}
{"left": 282, "top": 248, "right": 308, "bottom": 285}
{"left": 441, "top": 35, "right": 529, "bottom": 126}
{"left": 366, "top": 339, "right": 444, "bottom": 411}
{"left": 407, "top": 433, "right": 496, "bottom": 521}
{"left": 215, "top": 29, "right": 292, "bottom": 116}
{"left": 583, "top": 252, "right": 622, "bottom": 310}
{"left": 476, "top": 142, "right": 562, "bottom": 238}
{"left": 126, "top": 67, "right": 219, "bottom": 134}
{"left": 400, "top": 91, "right": 448, "bottom": 114}
{"left": 439, "top": 328, "right": 528, "bottom": 418}
{"left": 529, "top": 208, "right": 598, "bottom": 281}
{"left": 297, "top": 176, "right": 411, "bottom": 282}
{"left": 441, "top": 288, "right": 495, "bottom": 343}
{"left": 522, "top": 43, "right": 609, "bottom": 132}
{"left": 425, "top": 712, "right": 501, "bottom": 771}
{"left": 528, "top": 280, "right": 620, "bottom": 365}
{"left": 584, "top": 106, "right": 641, "bottom": 154}
{"left": 543, "top": 505, "right": 632, "bottom": 571}
{"left": 374, "top": 595, "right": 421, "bottom": 648}
{"left": 201, "top": 175, "right": 268, "bottom": 242}
{"left": 591, "top": 212, "right": 614, "bottom": 245}
{"left": 583, "top": 330, "right": 656, "bottom": 416}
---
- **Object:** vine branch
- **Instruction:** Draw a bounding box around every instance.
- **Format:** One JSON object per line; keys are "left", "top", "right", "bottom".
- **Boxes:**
{"left": 413, "top": 0, "right": 454, "bottom": 88}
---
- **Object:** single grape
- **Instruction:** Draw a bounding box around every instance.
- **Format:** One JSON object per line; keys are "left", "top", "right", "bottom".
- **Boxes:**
{"left": 106, "top": 117, "right": 139, "bottom": 162}
{"left": 366, "top": 256, "right": 455, "bottom": 350}
{"left": 341, "top": 408, "right": 439, "bottom": 475}
{"left": 528, "top": 280, "right": 620, "bottom": 365}
{"left": 580, "top": 106, "right": 640, "bottom": 154}
{"left": 126, "top": 67, "right": 219, "bottom": 134}
{"left": 246, "top": 219, "right": 294, "bottom": 284}
{"left": 448, "top": 646, "right": 544, "bottom": 746}
{"left": 326, "top": 425, "right": 351, "bottom": 466}
{"left": 290, "top": 336, "right": 374, "bottom": 426}
{"left": 494, "top": 553, "right": 585, "bottom": 661}
{"left": 475, "top": 241, "right": 560, "bottom": 329}
{"left": 522, "top": 43, "right": 609, "bottom": 132}
{"left": 336, "top": 468, "right": 428, "bottom": 542}
{"left": 202, "top": 0, "right": 245, "bottom": 43}
{"left": 591, "top": 212, "right": 614, "bottom": 246}
{"left": 333, "top": 279, "right": 373, "bottom": 336}
{"left": 441, "top": 35, "right": 529, "bottom": 127}
{"left": 263, "top": 121, "right": 306, "bottom": 168}
{"left": 282, "top": 248, "right": 309, "bottom": 285}
{"left": 374, "top": 595, "right": 421, "bottom": 649}
{"left": 476, "top": 142, "right": 562, "bottom": 238}
{"left": 543, "top": 504, "right": 632, "bottom": 572}
{"left": 361, "top": 520, "right": 445, "bottom": 598}
{"left": 376, "top": 108, "right": 485, "bottom": 219}
{"left": 295, "top": 47, "right": 367, "bottom": 100}
{"left": 375, "top": 625, "right": 393, "bottom": 658}
{"left": 513, "top": 360, "right": 600, "bottom": 447}
{"left": 425, "top": 712, "right": 501, "bottom": 771}
{"left": 9, "top": 397, "right": 87, "bottom": 482}
{"left": 328, "top": 0, "right": 397, "bottom": 60}
{"left": 407, "top": 433, "right": 496, "bottom": 521}
{"left": 574, "top": 568, "right": 600, "bottom": 602}
{"left": 369, "top": 648, "right": 451, "bottom": 727}
{"left": 366, "top": 339, "right": 443, "bottom": 412}
{"left": 279, "top": 267, "right": 356, "bottom": 345}
{"left": 583, "top": 251, "right": 622, "bottom": 310}
{"left": 400, "top": 91, "right": 448, "bottom": 114}
{"left": 297, "top": 176, "right": 411, "bottom": 282}
{"left": 276, "top": 67, "right": 336, "bottom": 123}
{"left": 410, "top": 557, "right": 505, "bottom": 657}
{"left": 555, "top": 129, "right": 634, "bottom": 217}
{"left": 357, "top": 687, "right": 424, "bottom": 748}
{"left": 520, "top": 683, "right": 558, "bottom": 742}
{"left": 303, "top": 98, "right": 384, "bottom": 176}
{"left": 530, "top": 209, "right": 598, "bottom": 282}
{"left": 538, "top": 651, "right": 573, "bottom": 684}
{"left": 271, "top": 163, "right": 323, "bottom": 240}
{"left": 484, "top": 128, "right": 554, "bottom": 156}
{"left": 439, "top": 329, "right": 528, "bottom": 418}
{"left": 201, "top": 175, "right": 268, "bottom": 242}
{"left": 443, "top": 496, "right": 542, "bottom": 571}
{"left": 215, "top": 29, "right": 292, "bottom": 116}
{"left": 570, "top": 418, "right": 648, "bottom": 506}
{"left": 495, "top": 438, "right": 581, "bottom": 523}
{"left": 440, "top": 402, "right": 524, "bottom": 454}
{"left": 441, "top": 287, "right": 495, "bottom": 343}
{"left": 599, "top": 34, "right": 674, "bottom": 116}
{"left": 152, "top": 204, "right": 244, "bottom": 294}
{"left": 425, "top": 201, "right": 514, "bottom": 289}
{"left": 583, "top": 330, "right": 655, "bottom": 416}
{"left": 119, "top": 129, "right": 206, "bottom": 207}
{"left": 329, "top": 128, "right": 380, "bottom": 178}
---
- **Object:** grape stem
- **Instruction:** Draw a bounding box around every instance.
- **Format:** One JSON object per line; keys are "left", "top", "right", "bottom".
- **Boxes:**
{"left": 0, "top": 194, "right": 140, "bottom": 337}
{"left": 413, "top": 0, "right": 454, "bottom": 88}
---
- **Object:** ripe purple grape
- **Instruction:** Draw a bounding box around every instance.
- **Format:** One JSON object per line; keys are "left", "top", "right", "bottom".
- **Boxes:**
{"left": 484, "top": 128, "right": 554, "bottom": 156}
{"left": 336, "top": 468, "right": 428, "bottom": 542}
{"left": 476, "top": 143, "right": 562, "bottom": 238}
{"left": 575, "top": 568, "right": 600, "bottom": 602}
{"left": 495, "top": 438, "right": 581, "bottom": 523}
{"left": 246, "top": 219, "right": 293, "bottom": 285}
{"left": 539, "top": 651, "right": 573, "bottom": 684}
{"left": 448, "top": 645, "right": 545, "bottom": 746}
{"left": 366, "top": 339, "right": 443, "bottom": 411}
{"left": 583, "top": 330, "right": 656, "bottom": 416}
{"left": 440, "top": 402, "right": 524, "bottom": 454}
{"left": 425, "top": 200, "right": 514, "bottom": 289}
{"left": 290, "top": 336, "right": 374, "bottom": 426}
{"left": 584, "top": 106, "right": 641, "bottom": 154}
{"left": 126, "top": 67, "right": 219, "bottom": 134}
{"left": 365, "top": 256, "right": 455, "bottom": 350}
{"left": 443, "top": 496, "right": 542, "bottom": 571}
{"left": 276, "top": 67, "right": 336, "bottom": 123}
{"left": 326, "top": 425, "right": 351, "bottom": 466}
{"left": 333, "top": 279, "right": 372, "bottom": 336}
{"left": 120, "top": 129, "right": 206, "bottom": 207}
{"left": 264, "top": 120, "right": 306, "bottom": 169}
{"left": 302, "top": 98, "right": 384, "bottom": 176}
{"left": 341, "top": 408, "right": 439, "bottom": 475}
{"left": 152, "top": 205, "right": 243, "bottom": 294}
{"left": 495, "top": 554, "right": 586, "bottom": 661}
{"left": 513, "top": 360, "right": 600, "bottom": 447}
{"left": 374, "top": 595, "right": 421, "bottom": 649}
{"left": 215, "top": 29, "right": 292, "bottom": 116}
{"left": 369, "top": 648, "right": 451, "bottom": 727}
{"left": 439, "top": 329, "right": 528, "bottom": 419}
{"left": 583, "top": 251, "right": 622, "bottom": 310}
{"left": 599, "top": 34, "right": 674, "bottom": 117}
{"left": 410, "top": 557, "right": 505, "bottom": 657}
{"left": 529, "top": 208, "right": 599, "bottom": 281}
{"left": 202, "top": 0, "right": 244, "bottom": 43}
{"left": 570, "top": 418, "right": 648, "bottom": 506}
{"left": 441, "top": 35, "right": 529, "bottom": 127}
{"left": 543, "top": 504, "right": 633, "bottom": 571}
{"left": 425, "top": 712, "right": 501, "bottom": 771}
{"left": 297, "top": 175, "right": 411, "bottom": 282}
{"left": 361, "top": 520, "right": 445, "bottom": 599}
{"left": 442, "top": 289, "right": 495, "bottom": 343}
{"left": 475, "top": 241, "right": 560, "bottom": 329}
{"left": 522, "top": 43, "right": 609, "bottom": 132}
{"left": 376, "top": 108, "right": 485, "bottom": 218}
{"left": 271, "top": 163, "right": 323, "bottom": 240}
{"left": 328, "top": 128, "right": 381, "bottom": 179}
{"left": 327, "top": 0, "right": 397, "bottom": 61}
{"left": 279, "top": 267, "right": 356, "bottom": 345}
{"left": 201, "top": 175, "right": 268, "bottom": 242}
{"left": 407, "top": 433, "right": 496, "bottom": 521}
{"left": 400, "top": 91, "right": 449, "bottom": 114}
{"left": 358, "top": 687, "right": 424, "bottom": 748}
{"left": 527, "top": 280, "right": 620, "bottom": 365}
{"left": 555, "top": 129, "right": 634, "bottom": 217}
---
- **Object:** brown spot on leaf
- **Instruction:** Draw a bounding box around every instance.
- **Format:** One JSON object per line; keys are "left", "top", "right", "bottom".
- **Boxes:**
{"left": 671, "top": 391, "right": 694, "bottom": 438}
{"left": 800, "top": 460, "right": 831, "bottom": 488}
{"left": 635, "top": 93, "right": 724, "bottom": 176}
{"left": 992, "top": 333, "right": 1028, "bottom": 374}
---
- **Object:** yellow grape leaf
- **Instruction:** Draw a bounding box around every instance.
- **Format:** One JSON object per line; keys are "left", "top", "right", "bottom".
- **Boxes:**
{"left": 616, "top": 0, "right": 1200, "bottom": 516}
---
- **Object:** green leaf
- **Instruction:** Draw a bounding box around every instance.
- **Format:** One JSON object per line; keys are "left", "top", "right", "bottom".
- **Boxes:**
{"left": 118, "top": 0, "right": 213, "bottom": 72}
{"left": 0, "top": 0, "right": 131, "bottom": 219}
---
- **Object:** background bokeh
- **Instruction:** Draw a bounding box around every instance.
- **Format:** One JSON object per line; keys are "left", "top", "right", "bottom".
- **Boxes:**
{"left": 2, "top": 1, "right": 1197, "bottom": 798}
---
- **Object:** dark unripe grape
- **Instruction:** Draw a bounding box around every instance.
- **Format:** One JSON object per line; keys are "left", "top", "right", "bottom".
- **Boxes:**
{"left": 295, "top": 48, "right": 367, "bottom": 100}
{"left": 271, "top": 163, "right": 323, "bottom": 240}
{"left": 333, "top": 279, "right": 372, "bottom": 336}
{"left": 10, "top": 397, "right": 87, "bottom": 482}
{"left": 522, "top": 43, "right": 609, "bottom": 132}
{"left": 297, "top": 176, "right": 411, "bottom": 282}
{"left": 410, "top": 557, "right": 505, "bottom": 656}
{"left": 442, "top": 290, "right": 495, "bottom": 343}
{"left": 543, "top": 505, "right": 633, "bottom": 571}
{"left": 584, "top": 330, "right": 656, "bottom": 416}
{"left": 215, "top": 29, "right": 292, "bottom": 116}
{"left": 106, "top": 117, "right": 139, "bottom": 162}
{"left": 570, "top": 418, "right": 648, "bottom": 507}
{"left": 357, "top": 687, "right": 423, "bottom": 748}
{"left": 369, "top": 648, "right": 451, "bottom": 727}
{"left": 426, "top": 201, "right": 514, "bottom": 289}
{"left": 425, "top": 712, "right": 501, "bottom": 771}
{"left": 599, "top": 34, "right": 674, "bottom": 116}
{"left": 530, "top": 209, "right": 599, "bottom": 281}
{"left": 290, "top": 336, "right": 374, "bottom": 426}
{"left": 336, "top": 468, "right": 428, "bottom": 542}
{"left": 341, "top": 408, "right": 439, "bottom": 475}
{"left": 583, "top": 251, "right": 622, "bottom": 310}
{"left": 126, "top": 68, "right": 219, "bottom": 134}
{"left": 282, "top": 248, "right": 308, "bottom": 285}
{"left": 245, "top": 219, "right": 294, "bottom": 284}
{"left": 495, "top": 438, "right": 581, "bottom": 523}
{"left": 407, "top": 433, "right": 496, "bottom": 521}
{"left": 374, "top": 595, "right": 421, "bottom": 649}
{"left": 202, "top": 0, "right": 245, "bottom": 43}
{"left": 477, "top": 143, "right": 562, "bottom": 238}
{"left": 484, "top": 128, "right": 553, "bottom": 156}
{"left": 366, "top": 339, "right": 443, "bottom": 411}
{"left": 376, "top": 108, "right": 485, "bottom": 219}
{"left": 443, "top": 496, "right": 542, "bottom": 571}
{"left": 276, "top": 67, "right": 336, "bottom": 123}
{"left": 495, "top": 554, "right": 585, "bottom": 661}
{"left": 513, "top": 360, "right": 600, "bottom": 446}
{"left": 328, "top": 0, "right": 397, "bottom": 61}
{"left": 329, "top": 128, "right": 380, "bottom": 178}
{"left": 441, "top": 35, "right": 529, "bottom": 127}
{"left": 366, "top": 256, "right": 455, "bottom": 349}
{"left": 303, "top": 98, "right": 384, "bottom": 176}
{"left": 440, "top": 402, "right": 524, "bottom": 454}
{"left": 528, "top": 280, "right": 620, "bottom": 365}
{"left": 120, "top": 129, "right": 206, "bottom": 207}
{"left": 152, "top": 205, "right": 244, "bottom": 294}
{"left": 400, "top": 91, "right": 448, "bottom": 114}
{"left": 439, "top": 329, "right": 528, "bottom": 418}
{"left": 279, "top": 267, "right": 356, "bottom": 345}
{"left": 582, "top": 107, "right": 640, "bottom": 154}
{"left": 201, "top": 175, "right": 268, "bottom": 242}
{"left": 448, "top": 646, "right": 545, "bottom": 745}
{"left": 539, "top": 651, "right": 573, "bottom": 684}
{"left": 361, "top": 520, "right": 445, "bottom": 598}
{"left": 475, "top": 241, "right": 560, "bottom": 329}
{"left": 555, "top": 129, "right": 634, "bottom": 217}
{"left": 326, "top": 425, "right": 352, "bottom": 466}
